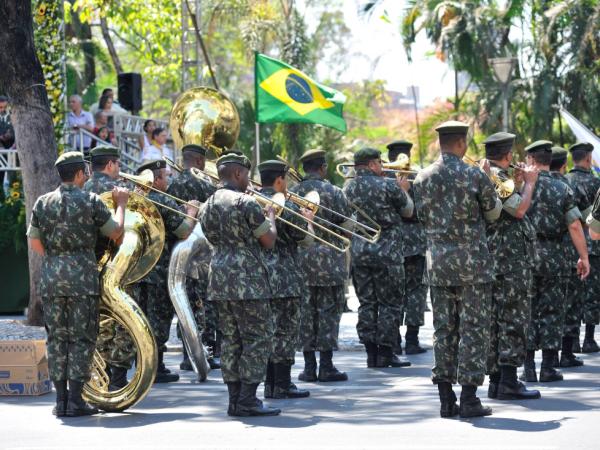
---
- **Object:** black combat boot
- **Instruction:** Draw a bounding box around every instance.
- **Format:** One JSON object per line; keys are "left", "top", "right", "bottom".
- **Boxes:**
{"left": 459, "top": 385, "right": 492, "bottom": 418}
{"left": 52, "top": 380, "right": 68, "bottom": 417}
{"left": 264, "top": 360, "right": 275, "bottom": 399}
{"left": 582, "top": 324, "right": 599, "bottom": 353}
{"left": 273, "top": 363, "right": 310, "bottom": 399}
{"left": 393, "top": 333, "right": 403, "bottom": 355}
{"left": 155, "top": 351, "right": 179, "bottom": 383}
{"left": 206, "top": 339, "right": 222, "bottom": 369}
{"left": 497, "top": 365, "right": 540, "bottom": 400}
{"left": 560, "top": 336, "right": 584, "bottom": 367}
{"left": 318, "top": 350, "right": 348, "bottom": 382}
{"left": 233, "top": 383, "right": 281, "bottom": 417}
{"left": 551, "top": 352, "right": 560, "bottom": 368}
{"left": 66, "top": 380, "right": 99, "bottom": 417}
{"left": 364, "top": 342, "right": 378, "bottom": 368}
{"left": 487, "top": 372, "right": 500, "bottom": 399}
{"left": 539, "top": 350, "right": 563, "bottom": 382}
{"left": 437, "top": 382, "right": 459, "bottom": 418}
{"left": 376, "top": 345, "right": 411, "bottom": 368}
{"left": 519, "top": 350, "right": 537, "bottom": 382}
{"left": 180, "top": 346, "right": 193, "bottom": 371}
{"left": 298, "top": 351, "right": 318, "bottom": 382}
{"left": 572, "top": 333, "right": 581, "bottom": 353}
{"left": 108, "top": 366, "right": 128, "bottom": 391}
{"left": 226, "top": 382, "right": 241, "bottom": 416}
{"left": 405, "top": 326, "right": 426, "bottom": 354}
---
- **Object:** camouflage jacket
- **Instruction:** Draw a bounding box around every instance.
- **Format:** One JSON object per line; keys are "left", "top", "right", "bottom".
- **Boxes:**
{"left": 566, "top": 166, "right": 600, "bottom": 256}
{"left": 527, "top": 171, "right": 581, "bottom": 275}
{"left": 260, "top": 187, "right": 308, "bottom": 298}
{"left": 167, "top": 169, "right": 217, "bottom": 280}
{"left": 83, "top": 171, "right": 123, "bottom": 195}
{"left": 27, "top": 184, "right": 118, "bottom": 297}
{"left": 343, "top": 168, "right": 412, "bottom": 266}
{"left": 289, "top": 173, "right": 351, "bottom": 286}
{"left": 549, "top": 172, "right": 579, "bottom": 270}
{"left": 413, "top": 153, "right": 501, "bottom": 286}
{"left": 200, "top": 183, "right": 272, "bottom": 301}
{"left": 486, "top": 165, "right": 538, "bottom": 275}
{"left": 140, "top": 190, "right": 191, "bottom": 285}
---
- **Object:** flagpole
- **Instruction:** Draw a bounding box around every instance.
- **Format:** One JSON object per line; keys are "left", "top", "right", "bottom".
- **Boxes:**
{"left": 254, "top": 121, "right": 260, "bottom": 177}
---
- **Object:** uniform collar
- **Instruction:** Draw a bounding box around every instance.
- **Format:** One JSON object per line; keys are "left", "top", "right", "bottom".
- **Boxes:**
{"left": 355, "top": 167, "right": 377, "bottom": 177}
{"left": 221, "top": 181, "right": 244, "bottom": 192}
{"left": 538, "top": 170, "right": 551, "bottom": 177}
{"left": 303, "top": 172, "right": 324, "bottom": 181}
{"left": 571, "top": 166, "right": 591, "bottom": 174}
{"left": 92, "top": 171, "right": 113, "bottom": 181}
{"left": 441, "top": 152, "right": 461, "bottom": 162}
{"left": 60, "top": 183, "right": 80, "bottom": 191}
{"left": 260, "top": 186, "right": 276, "bottom": 195}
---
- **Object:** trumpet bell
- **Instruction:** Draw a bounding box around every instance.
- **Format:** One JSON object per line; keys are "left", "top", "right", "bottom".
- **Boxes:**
{"left": 119, "top": 170, "right": 154, "bottom": 190}
{"left": 382, "top": 153, "right": 411, "bottom": 171}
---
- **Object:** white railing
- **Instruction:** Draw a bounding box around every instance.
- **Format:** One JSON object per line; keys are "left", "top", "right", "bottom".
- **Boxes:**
{"left": 0, "top": 149, "right": 19, "bottom": 172}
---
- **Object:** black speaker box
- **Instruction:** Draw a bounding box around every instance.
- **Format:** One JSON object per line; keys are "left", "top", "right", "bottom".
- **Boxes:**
{"left": 117, "top": 72, "right": 142, "bottom": 112}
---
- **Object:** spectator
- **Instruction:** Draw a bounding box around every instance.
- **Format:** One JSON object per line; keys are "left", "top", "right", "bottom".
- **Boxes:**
{"left": 90, "top": 88, "right": 127, "bottom": 115}
{"left": 91, "top": 126, "right": 113, "bottom": 149}
{"left": 94, "top": 110, "right": 109, "bottom": 130}
{"left": 99, "top": 94, "right": 113, "bottom": 113}
{"left": 0, "top": 95, "right": 15, "bottom": 149}
{"left": 138, "top": 119, "right": 156, "bottom": 150}
{"left": 141, "top": 127, "right": 173, "bottom": 173}
{"left": 66, "top": 95, "right": 94, "bottom": 153}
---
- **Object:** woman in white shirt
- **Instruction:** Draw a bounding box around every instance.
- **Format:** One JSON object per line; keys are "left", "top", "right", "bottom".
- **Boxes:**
{"left": 138, "top": 119, "right": 156, "bottom": 150}
{"left": 141, "top": 127, "right": 173, "bottom": 174}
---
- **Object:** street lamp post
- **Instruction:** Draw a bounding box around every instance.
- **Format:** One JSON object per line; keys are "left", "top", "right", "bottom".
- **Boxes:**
{"left": 489, "top": 57, "right": 517, "bottom": 132}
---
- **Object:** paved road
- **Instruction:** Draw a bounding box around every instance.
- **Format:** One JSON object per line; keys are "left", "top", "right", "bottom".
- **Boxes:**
{"left": 2, "top": 312, "right": 599, "bottom": 449}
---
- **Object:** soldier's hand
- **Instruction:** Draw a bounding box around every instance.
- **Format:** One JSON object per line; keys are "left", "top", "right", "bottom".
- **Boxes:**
{"left": 185, "top": 200, "right": 201, "bottom": 218}
{"left": 112, "top": 187, "right": 130, "bottom": 206}
{"left": 577, "top": 257, "right": 591, "bottom": 280}
{"left": 479, "top": 158, "right": 491, "bottom": 176}
{"left": 300, "top": 207, "right": 315, "bottom": 221}
{"left": 522, "top": 165, "right": 539, "bottom": 184}
{"left": 397, "top": 176, "right": 410, "bottom": 192}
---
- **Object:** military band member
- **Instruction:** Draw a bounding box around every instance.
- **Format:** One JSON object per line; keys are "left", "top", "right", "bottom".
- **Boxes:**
{"left": 566, "top": 142, "right": 600, "bottom": 354}
{"left": 483, "top": 133, "right": 541, "bottom": 401}
{"left": 387, "top": 140, "right": 427, "bottom": 355}
{"left": 165, "top": 144, "right": 220, "bottom": 370}
{"left": 520, "top": 141, "right": 589, "bottom": 383}
{"left": 135, "top": 160, "right": 199, "bottom": 383}
{"left": 550, "top": 147, "right": 585, "bottom": 367}
{"left": 290, "top": 149, "right": 353, "bottom": 382}
{"left": 27, "top": 152, "right": 128, "bottom": 417}
{"left": 200, "top": 153, "right": 280, "bottom": 417}
{"left": 258, "top": 160, "right": 311, "bottom": 399}
{"left": 413, "top": 121, "right": 502, "bottom": 418}
{"left": 343, "top": 148, "right": 413, "bottom": 368}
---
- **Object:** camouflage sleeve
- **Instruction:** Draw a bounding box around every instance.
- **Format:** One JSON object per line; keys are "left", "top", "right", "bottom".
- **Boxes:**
{"left": 92, "top": 193, "right": 119, "bottom": 237}
{"left": 388, "top": 180, "right": 413, "bottom": 218}
{"left": 477, "top": 171, "right": 502, "bottom": 222}
{"left": 160, "top": 196, "right": 189, "bottom": 238}
{"left": 281, "top": 200, "right": 308, "bottom": 242}
{"left": 501, "top": 192, "right": 522, "bottom": 218}
{"left": 334, "top": 187, "right": 354, "bottom": 230}
{"left": 244, "top": 196, "right": 271, "bottom": 238}
{"left": 564, "top": 185, "right": 582, "bottom": 225}
{"left": 26, "top": 198, "right": 42, "bottom": 239}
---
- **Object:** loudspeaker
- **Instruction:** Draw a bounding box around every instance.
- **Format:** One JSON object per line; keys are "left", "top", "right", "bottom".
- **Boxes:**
{"left": 117, "top": 72, "right": 142, "bottom": 112}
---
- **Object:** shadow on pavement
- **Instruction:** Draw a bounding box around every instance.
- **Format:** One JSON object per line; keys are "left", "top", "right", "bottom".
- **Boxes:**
{"left": 58, "top": 411, "right": 202, "bottom": 428}
{"left": 469, "top": 416, "right": 568, "bottom": 432}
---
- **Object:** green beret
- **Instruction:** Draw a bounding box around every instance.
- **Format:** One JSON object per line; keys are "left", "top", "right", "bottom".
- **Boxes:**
{"left": 257, "top": 159, "right": 288, "bottom": 174}
{"left": 216, "top": 153, "right": 251, "bottom": 170}
{"left": 525, "top": 140, "right": 553, "bottom": 153}
{"left": 568, "top": 142, "right": 594, "bottom": 153}
{"left": 551, "top": 146, "right": 568, "bottom": 161}
{"left": 137, "top": 159, "right": 166, "bottom": 174}
{"left": 90, "top": 145, "right": 120, "bottom": 159}
{"left": 435, "top": 120, "right": 469, "bottom": 136}
{"left": 181, "top": 144, "right": 207, "bottom": 156}
{"left": 386, "top": 140, "right": 413, "bottom": 153}
{"left": 354, "top": 148, "right": 381, "bottom": 165}
{"left": 298, "top": 149, "right": 326, "bottom": 164}
{"left": 55, "top": 151, "right": 85, "bottom": 167}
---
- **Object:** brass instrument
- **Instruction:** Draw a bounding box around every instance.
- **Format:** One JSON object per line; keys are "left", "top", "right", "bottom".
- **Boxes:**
{"left": 85, "top": 192, "right": 165, "bottom": 412}
{"left": 337, "top": 154, "right": 418, "bottom": 179}
{"left": 463, "top": 155, "right": 515, "bottom": 198}
{"left": 163, "top": 156, "right": 184, "bottom": 173}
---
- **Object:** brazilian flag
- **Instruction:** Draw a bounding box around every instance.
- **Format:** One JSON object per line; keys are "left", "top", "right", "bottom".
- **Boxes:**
{"left": 255, "top": 53, "right": 347, "bottom": 132}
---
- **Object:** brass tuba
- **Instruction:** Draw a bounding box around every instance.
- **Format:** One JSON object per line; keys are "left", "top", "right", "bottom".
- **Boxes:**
{"left": 84, "top": 192, "right": 165, "bottom": 412}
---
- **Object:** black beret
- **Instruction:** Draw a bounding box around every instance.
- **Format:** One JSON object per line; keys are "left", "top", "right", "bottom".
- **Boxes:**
{"left": 181, "top": 144, "right": 207, "bottom": 156}
{"left": 257, "top": 160, "right": 288, "bottom": 175}
{"left": 484, "top": 132, "right": 515, "bottom": 158}
{"left": 568, "top": 142, "right": 594, "bottom": 153}
{"left": 354, "top": 148, "right": 381, "bottom": 165}
{"left": 435, "top": 120, "right": 469, "bottom": 136}
{"left": 386, "top": 140, "right": 413, "bottom": 153}
{"left": 551, "top": 146, "right": 568, "bottom": 161}
{"left": 90, "top": 145, "right": 120, "bottom": 159}
{"left": 298, "top": 149, "right": 326, "bottom": 164}
{"left": 137, "top": 159, "right": 166, "bottom": 174}
{"left": 525, "top": 140, "right": 553, "bottom": 153}
{"left": 216, "top": 153, "right": 251, "bottom": 170}
{"left": 55, "top": 151, "right": 85, "bottom": 167}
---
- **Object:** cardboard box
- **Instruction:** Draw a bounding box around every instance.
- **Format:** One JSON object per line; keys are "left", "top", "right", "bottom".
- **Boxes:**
{"left": 0, "top": 339, "right": 52, "bottom": 395}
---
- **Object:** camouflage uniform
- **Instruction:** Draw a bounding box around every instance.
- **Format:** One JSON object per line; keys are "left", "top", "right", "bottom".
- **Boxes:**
{"left": 289, "top": 173, "right": 351, "bottom": 352}
{"left": 566, "top": 167, "right": 600, "bottom": 327}
{"left": 83, "top": 172, "right": 135, "bottom": 369}
{"left": 526, "top": 171, "right": 581, "bottom": 351}
{"left": 201, "top": 183, "right": 274, "bottom": 384}
{"left": 167, "top": 169, "right": 218, "bottom": 351}
{"left": 343, "top": 168, "right": 412, "bottom": 348}
{"left": 413, "top": 153, "right": 501, "bottom": 386}
{"left": 27, "top": 184, "right": 119, "bottom": 382}
{"left": 486, "top": 164, "right": 538, "bottom": 376}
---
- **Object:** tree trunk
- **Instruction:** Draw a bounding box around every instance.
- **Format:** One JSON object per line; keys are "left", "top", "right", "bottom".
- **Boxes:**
{"left": 0, "top": 1, "right": 60, "bottom": 325}
{"left": 100, "top": 17, "right": 124, "bottom": 74}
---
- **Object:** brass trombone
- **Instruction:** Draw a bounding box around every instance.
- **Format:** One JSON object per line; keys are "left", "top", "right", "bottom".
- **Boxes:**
{"left": 119, "top": 170, "right": 201, "bottom": 221}
{"left": 337, "top": 154, "right": 419, "bottom": 179}
{"left": 163, "top": 156, "right": 184, "bottom": 173}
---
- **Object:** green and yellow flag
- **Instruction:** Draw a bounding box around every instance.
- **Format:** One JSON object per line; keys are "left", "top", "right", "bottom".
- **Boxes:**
{"left": 255, "top": 53, "right": 347, "bottom": 132}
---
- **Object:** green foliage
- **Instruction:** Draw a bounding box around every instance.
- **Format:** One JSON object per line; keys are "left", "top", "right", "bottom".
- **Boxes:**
{"left": 0, "top": 178, "right": 27, "bottom": 255}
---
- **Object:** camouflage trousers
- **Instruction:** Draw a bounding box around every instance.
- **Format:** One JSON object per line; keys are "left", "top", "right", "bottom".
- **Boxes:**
{"left": 486, "top": 269, "right": 532, "bottom": 375}
{"left": 270, "top": 297, "right": 300, "bottom": 365}
{"left": 136, "top": 281, "right": 174, "bottom": 348}
{"left": 527, "top": 275, "right": 567, "bottom": 351}
{"left": 299, "top": 285, "right": 345, "bottom": 352}
{"left": 583, "top": 255, "right": 600, "bottom": 325}
{"left": 430, "top": 283, "right": 492, "bottom": 386}
{"left": 564, "top": 270, "right": 585, "bottom": 338}
{"left": 352, "top": 265, "right": 403, "bottom": 348}
{"left": 178, "top": 277, "right": 220, "bottom": 352}
{"left": 217, "top": 299, "right": 274, "bottom": 384}
{"left": 42, "top": 296, "right": 99, "bottom": 382}
{"left": 402, "top": 255, "right": 427, "bottom": 327}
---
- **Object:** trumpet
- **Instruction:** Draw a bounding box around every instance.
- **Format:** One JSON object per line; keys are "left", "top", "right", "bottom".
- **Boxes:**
{"left": 119, "top": 171, "right": 201, "bottom": 221}
{"left": 462, "top": 155, "right": 515, "bottom": 198}
{"left": 246, "top": 186, "right": 351, "bottom": 253}
{"left": 337, "top": 154, "right": 419, "bottom": 179}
